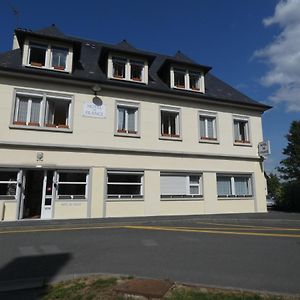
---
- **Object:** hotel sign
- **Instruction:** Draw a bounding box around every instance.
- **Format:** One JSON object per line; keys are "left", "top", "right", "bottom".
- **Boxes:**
{"left": 83, "top": 102, "right": 106, "bottom": 118}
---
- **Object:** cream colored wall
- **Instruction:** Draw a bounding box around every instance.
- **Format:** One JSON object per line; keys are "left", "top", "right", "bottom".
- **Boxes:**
{"left": 106, "top": 201, "right": 144, "bottom": 217}
{"left": 159, "top": 200, "right": 205, "bottom": 215}
{"left": 54, "top": 201, "right": 87, "bottom": 219}
{"left": 0, "top": 77, "right": 263, "bottom": 159}
{"left": 2, "top": 201, "right": 17, "bottom": 221}
{"left": 217, "top": 199, "right": 255, "bottom": 214}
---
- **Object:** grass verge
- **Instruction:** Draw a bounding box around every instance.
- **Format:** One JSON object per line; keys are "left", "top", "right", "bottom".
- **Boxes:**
{"left": 41, "top": 276, "right": 296, "bottom": 300}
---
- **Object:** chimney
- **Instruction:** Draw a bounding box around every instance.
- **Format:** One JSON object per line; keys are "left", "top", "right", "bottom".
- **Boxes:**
{"left": 12, "top": 33, "right": 19, "bottom": 50}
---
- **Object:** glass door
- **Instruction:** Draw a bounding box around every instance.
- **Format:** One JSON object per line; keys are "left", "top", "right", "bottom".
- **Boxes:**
{"left": 41, "top": 170, "right": 55, "bottom": 219}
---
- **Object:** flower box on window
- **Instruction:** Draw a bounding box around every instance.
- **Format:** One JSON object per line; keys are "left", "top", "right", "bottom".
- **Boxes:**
{"left": 201, "top": 136, "right": 217, "bottom": 141}
{"left": 53, "top": 66, "right": 65, "bottom": 71}
{"left": 13, "top": 121, "right": 26, "bottom": 126}
{"left": 28, "top": 122, "right": 40, "bottom": 127}
{"left": 113, "top": 75, "right": 124, "bottom": 79}
{"left": 175, "top": 84, "right": 185, "bottom": 88}
{"left": 57, "top": 124, "right": 68, "bottom": 129}
{"left": 45, "top": 123, "right": 56, "bottom": 128}
{"left": 127, "top": 130, "right": 137, "bottom": 134}
{"left": 132, "top": 77, "right": 142, "bottom": 82}
{"left": 30, "top": 62, "right": 43, "bottom": 67}
{"left": 235, "top": 139, "right": 250, "bottom": 144}
{"left": 117, "top": 129, "right": 127, "bottom": 133}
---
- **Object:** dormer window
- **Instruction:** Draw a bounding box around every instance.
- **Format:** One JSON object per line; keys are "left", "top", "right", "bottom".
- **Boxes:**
{"left": 171, "top": 67, "right": 204, "bottom": 93}
{"left": 108, "top": 54, "right": 148, "bottom": 84}
{"left": 22, "top": 39, "right": 73, "bottom": 73}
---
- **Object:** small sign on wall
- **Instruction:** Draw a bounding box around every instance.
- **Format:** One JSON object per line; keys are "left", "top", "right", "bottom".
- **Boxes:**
{"left": 83, "top": 102, "right": 106, "bottom": 118}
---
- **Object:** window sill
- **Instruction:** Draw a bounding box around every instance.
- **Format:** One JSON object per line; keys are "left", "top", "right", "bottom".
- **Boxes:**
{"left": 160, "top": 197, "right": 203, "bottom": 201}
{"left": 159, "top": 135, "right": 182, "bottom": 142}
{"left": 24, "top": 64, "right": 70, "bottom": 74}
{"left": 106, "top": 197, "right": 144, "bottom": 202}
{"left": 233, "top": 141, "right": 252, "bottom": 147}
{"left": 114, "top": 131, "right": 140, "bottom": 139}
{"left": 9, "top": 124, "right": 73, "bottom": 133}
{"left": 218, "top": 196, "right": 253, "bottom": 200}
{"left": 172, "top": 86, "right": 204, "bottom": 93}
{"left": 108, "top": 76, "right": 147, "bottom": 85}
{"left": 199, "top": 138, "right": 219, "bottom": 144}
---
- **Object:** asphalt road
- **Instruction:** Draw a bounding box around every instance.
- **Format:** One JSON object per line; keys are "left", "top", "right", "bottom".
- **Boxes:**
{"left": 0, "top": 212, "right": 300, "bottom": 297}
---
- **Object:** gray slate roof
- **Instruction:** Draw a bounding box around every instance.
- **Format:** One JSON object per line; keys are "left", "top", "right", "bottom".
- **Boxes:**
{"left": 0, "top": 25, "right": 270, "bottom": 111}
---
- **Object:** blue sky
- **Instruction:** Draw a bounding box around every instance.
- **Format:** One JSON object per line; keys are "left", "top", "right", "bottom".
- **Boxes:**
{"left": 0, "top": 0, "right": 299, "bottom": 173}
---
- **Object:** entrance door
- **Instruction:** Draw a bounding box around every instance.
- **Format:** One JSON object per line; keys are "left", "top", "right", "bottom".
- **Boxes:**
{"left": 22, "top": 170, "right": 44, "bottom": 219}
{"left": 41, "top": 170, "right": 55, "bottom": 219}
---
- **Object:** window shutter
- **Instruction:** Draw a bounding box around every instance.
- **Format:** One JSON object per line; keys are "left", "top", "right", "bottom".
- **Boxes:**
{"left": 200, "top": 117, "right": 205, "bottom": 137}
{"left": 234, "top": 121, "right": 239, "bottom": 140}
{"left": 160, "top": 175, "right": 186, "bottom": 195}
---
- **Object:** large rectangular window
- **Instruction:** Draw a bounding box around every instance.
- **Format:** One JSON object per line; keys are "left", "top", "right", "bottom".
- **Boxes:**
{"left": 116, "top": 102, "right": 139, "bottom": 135}
{"left": 217, "top": 174, "right": 252, "bottom": 197}
{"left": 25, "top": 41, "right": 72, "bottom": 72}
{"left": 107, "top": 171, "right": 143, "bottom": 199}
{"left": 57, "top": 171, "right": 88, "bottom": 199}
{"left": 160, "top": 108, "right": 180, "bottom": 138}
{"left": 109, "top": 55, "right": 148, "bottom": 84}
{"left": 0, "top": 171, "right": 18, "bottom": 200}
{"left": 160, "top": 173, "right": 202, "bottom": 198}
{"left": 12, "top": 90, "right": 72, "bottom": 131}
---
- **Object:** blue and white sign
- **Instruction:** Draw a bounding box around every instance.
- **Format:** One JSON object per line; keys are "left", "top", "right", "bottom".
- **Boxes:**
{"left": 83, "top": 102, "right": 106, "bottom": 118}
{"left": 258, "top": 140, "right": 271, "bottom": 157}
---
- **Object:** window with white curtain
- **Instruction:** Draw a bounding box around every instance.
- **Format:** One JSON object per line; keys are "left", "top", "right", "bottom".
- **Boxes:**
{"left": 217, "top": 174, "right": 252, "bottom": 197}
{"left": 12, "top": 90, "right": 72, "bottom": 130}
{"left": 160, "top": 107, "right": 180, "bottom": 138}
{"left": 233, "top": 118, "right": 250, "bottom": 144}
{"left": 116, "top": 102, "right": 139, "bottom": 135}
{"left": 160, "top": 173, "right": 202, "bottom": 198}
{"left": 0, "top": 171, "right": 18, "bottom": 200}
{"left": 199, "top": 113, "right": 217, "bottom": 141}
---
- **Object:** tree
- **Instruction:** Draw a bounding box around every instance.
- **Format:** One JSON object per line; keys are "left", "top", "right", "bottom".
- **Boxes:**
{"left": 277, "top": 120, "right": 300, "bottom": 181}
{"left": 277, "top": 120, "right": 300, "bottom": 211}
{"left": 266, "top": 173, "right": 281, "bottom": 198}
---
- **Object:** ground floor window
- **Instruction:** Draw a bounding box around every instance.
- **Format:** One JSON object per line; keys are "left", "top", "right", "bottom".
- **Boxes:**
{"left": 107, "top": 171, "right": 143, "bottom": 199}
{"left": 0, "top": 171, "right": 18, "bottom": 200}
{"left": 57, "top": 171, "right": 88, "bottom": 199}
{"left": 160, "top": 173, "right": 202, "bottom": 198}
{"left": 217, "top": 174, "right": 252, "bottom": 197}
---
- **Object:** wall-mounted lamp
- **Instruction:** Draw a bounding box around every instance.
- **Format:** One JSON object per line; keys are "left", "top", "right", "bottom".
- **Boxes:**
{"left": 91, "top": 84, "right": 103, "bottom": 106}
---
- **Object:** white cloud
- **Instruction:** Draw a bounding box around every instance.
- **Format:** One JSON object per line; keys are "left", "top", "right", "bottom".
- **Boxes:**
{"left": 254, "top": 0, "right": 300, "bottom": 111}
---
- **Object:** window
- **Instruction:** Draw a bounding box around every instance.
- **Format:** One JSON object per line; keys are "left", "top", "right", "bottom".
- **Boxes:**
{"left": 160, "top": 173, "right": 202, "bottom": 198}
{"left": 57, "top": 171, "right": 88, "bottom": 199}
{"left": 160, "top": 108, "right": 180, "bottom": 138}
{"left": 116, "top": 103, "right": 139, "bottom": 135}
{"left": 199, "top": 113, "right": 217, "bottom": 141}
{"left": 46, "top": 98, "right": 70, "bottom": 128}
{"left": 12, "top": 90, "right": 72, "bottom": 130}
{"left": 23, "top": 40, "right": 72, "bottom": 72}
{"left": 29, "top": 43, "right": 47, "bottom": 67}
{"left": 171, "top": 67, "right": 204, "bottom": 92}
{"left": 217, "top": 174, "right": 252, "bottom": 197}
{"left": 107, "top": 171, "right": 143, "bottom": 199}
{"left": 234, "top": 118, "right": 250, "bottom": 144}
{"left": 108, "top": 55, "right": 148, "bottom": 84}
{"left": 51, "top": 47, "right": 68, "bottom": 70}
{"left": 0, "top": 171, "right": 18, "bottom": 200}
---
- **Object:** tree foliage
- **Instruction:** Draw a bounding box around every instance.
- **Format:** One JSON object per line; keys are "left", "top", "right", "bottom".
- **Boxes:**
{"left": 277, "top": 120, "right": 300, "bottom": 181}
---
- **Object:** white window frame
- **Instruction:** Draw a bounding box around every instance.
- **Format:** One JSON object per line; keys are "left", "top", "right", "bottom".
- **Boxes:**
{"left": 115, "top": 101, "right": 140, "bottom": 136}
{"left": 0, "top": 170, "right": 19, "bottom": 200}
{"left": 11, "top": 89, "right": 73, "bottom": 132}
{"left": 233, "top": 116, "right": 251, "bottom": 145}
{"left": 160, "top": 106, "right": 181, "bottom": 140}
{"left": 160, "top": 173, "right": 203, "bottom": 199}
{"left": 199, "top": 111, "right": 218, "bottom": 142}
{"left": 217, "top": 174, "right": 253, "bottom": 198}
{"left": 108, "top": 54, "right": 148, "bottom": 84}
{"left": 56, "top": 171, "right": 89, "bottom": 200}
{"left": 22, "top": 39, "right": 73, "bottom": 73}
{"left": 107, "top": 171, "right": 144, "bottom": 199}
{"left": 170, "top": 66, "right": 205, "bottom": 93}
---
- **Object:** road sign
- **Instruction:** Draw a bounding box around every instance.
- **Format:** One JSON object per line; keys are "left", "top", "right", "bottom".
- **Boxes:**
{"left": 258, "top": 140, "right": 271, "bottom": 157}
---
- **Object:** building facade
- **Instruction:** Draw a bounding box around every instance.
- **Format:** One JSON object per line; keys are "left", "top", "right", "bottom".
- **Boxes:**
{"left": 0, "top": 26, "right": 271, "bottom": 221}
